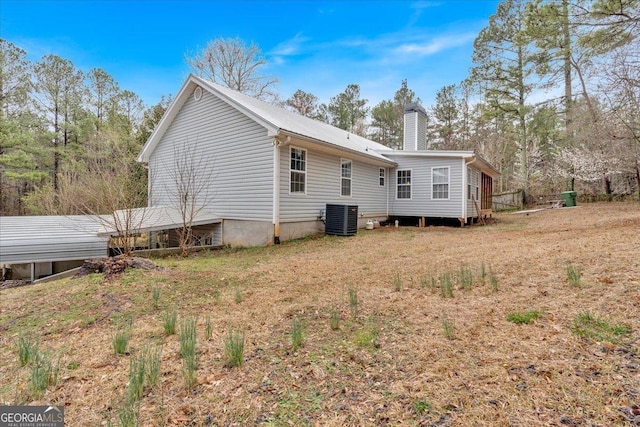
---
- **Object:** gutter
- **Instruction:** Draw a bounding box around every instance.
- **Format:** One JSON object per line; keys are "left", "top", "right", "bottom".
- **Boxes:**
{"left": 463, "top": 156, "right": 478, "bottom": 221}
{"left": 272, "top": 135, "right": 291, "bottom": 244}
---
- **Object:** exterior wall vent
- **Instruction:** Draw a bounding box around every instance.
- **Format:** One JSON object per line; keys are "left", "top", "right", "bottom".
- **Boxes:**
{"left": 193, "top": 86, "right": 203, "bottom": 101}
{"left": 325, "top": 204, "right": 358, "bottom": 236}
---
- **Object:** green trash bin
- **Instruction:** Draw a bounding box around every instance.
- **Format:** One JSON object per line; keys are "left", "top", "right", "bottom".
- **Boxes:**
{"left": 561, "top": 191, "right": 577, "bottom": 207}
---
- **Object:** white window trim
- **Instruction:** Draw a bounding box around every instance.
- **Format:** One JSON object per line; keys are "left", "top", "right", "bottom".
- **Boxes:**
{"left": 431, "top": 166, "right": 450, "bottom": 200}
{"left": 379, "top": 167, "right": 386, "bottom": 187}
{"left": 467, "top": 167, "right": 472, "bottom": 200}
{"left": 396, "top": 168, "right": 412, "bottom": 200}
{"left": 340, "top": 158, "right": 352, "bottom": 197}
{"left": 289, "top": 146, "right": 307, "bottom": 195}
{"left": 475, "top": 170, "right": 480, "bottom": 201}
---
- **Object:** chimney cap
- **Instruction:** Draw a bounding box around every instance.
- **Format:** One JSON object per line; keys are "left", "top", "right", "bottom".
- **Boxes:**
{"left": 404, "top": 103, "right": 427, "bottom": 115}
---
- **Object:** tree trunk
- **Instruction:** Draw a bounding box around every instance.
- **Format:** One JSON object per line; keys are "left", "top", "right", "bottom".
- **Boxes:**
{"left": 603, "top": 175, "right": 613, "bottom": 202}
{"left": 635, "top": 161, "right": 640, "bottom": 203}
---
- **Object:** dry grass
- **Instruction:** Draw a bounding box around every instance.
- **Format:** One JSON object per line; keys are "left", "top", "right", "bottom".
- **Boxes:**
{"left": 1, "top": 202, "right": 639, "bottom": 426}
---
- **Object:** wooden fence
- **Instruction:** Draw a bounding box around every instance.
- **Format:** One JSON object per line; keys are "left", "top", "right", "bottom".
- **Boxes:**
{"left": 492, "top": 190, "right": 524, "bottom": 211}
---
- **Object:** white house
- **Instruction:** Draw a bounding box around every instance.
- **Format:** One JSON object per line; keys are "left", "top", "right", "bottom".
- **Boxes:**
{"left": 137, "top": 75, "right": 500, "bottom": 247}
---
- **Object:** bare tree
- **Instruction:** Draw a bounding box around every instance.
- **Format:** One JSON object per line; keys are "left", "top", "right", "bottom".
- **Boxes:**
{"left": 154, "top": 138, "right": 215, "bottom": 257}
{"left": 186, "top": 37, "right": 278, "bottom": 101}
{"left": 23, "top": 130, "right": 149, "bottom": 255}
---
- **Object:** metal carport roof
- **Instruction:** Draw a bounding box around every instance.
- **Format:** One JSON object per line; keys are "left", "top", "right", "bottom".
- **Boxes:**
{"left": 97, "top": 206, "right": 221, "bottom": 236}
{"left": 0, "top": 215, "right": 110, "bottom": 265}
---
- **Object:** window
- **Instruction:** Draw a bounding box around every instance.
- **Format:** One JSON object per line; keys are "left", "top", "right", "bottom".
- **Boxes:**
{"left": 397, "top": 169, "right": 411, "bottom": 199}
{"left": 475, "top": 171, "right": 480, "bottom": 201}
{"left": 432, "top": 167, "right": 449, "bottom": 199}
{"left": 341, "top": 159, "right": 352, "bottom": 197}
{"left": 379, "top": 168, "right": 386, "bottom": 186}
{"left": 290, "top": 147, "right": 306, "bottom": 194}
{"left": 467, "top": 168, "right": 472, "bottom": 200}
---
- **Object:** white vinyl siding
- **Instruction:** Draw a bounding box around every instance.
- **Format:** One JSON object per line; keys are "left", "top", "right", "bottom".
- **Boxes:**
{"left": 341, "top": 159, "right": 352, "bottom": 197}
{"left": 432, "top": 167, "right": 449, "bottom": 200}
{"left": 148, "top": 89, "right": 273, "bottom": 221}
{"left": 290, "top": 147, "right": 307, "bottom": 194}
{"left": 379, "top": 168, "right": 386, "bottom": 186}
{"left": 279, "top": 147, "right": 387, "bottom": 221}
{"left": 386, "top": 155, "right": 464, "bottom": 218}
{"left": 397, "top": 169, "right": 412, "bottom": 199}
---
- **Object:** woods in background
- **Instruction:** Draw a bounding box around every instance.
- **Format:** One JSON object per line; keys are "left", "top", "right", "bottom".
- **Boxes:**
{"left": 1, "top": 0, "right": 638, "bottom": 215}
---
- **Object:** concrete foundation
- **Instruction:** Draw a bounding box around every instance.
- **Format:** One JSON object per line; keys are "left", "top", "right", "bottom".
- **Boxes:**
{"left": 222, "top": 219, "right": 274, "bottom": 247}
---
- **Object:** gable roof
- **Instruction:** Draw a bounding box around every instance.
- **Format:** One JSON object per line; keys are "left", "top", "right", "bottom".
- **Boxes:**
{"left": 138, "top": 74, "right": 395, "bottom": 165}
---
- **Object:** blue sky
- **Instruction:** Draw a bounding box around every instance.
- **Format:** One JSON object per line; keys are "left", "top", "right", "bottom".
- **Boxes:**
{"left": 1, "top": 0, "right": 501, "bottom": 109}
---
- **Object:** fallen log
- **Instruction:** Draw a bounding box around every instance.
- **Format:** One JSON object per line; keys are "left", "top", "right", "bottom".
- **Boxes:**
{"left": 75, "top": 256, "right": 160, "bottom": 280}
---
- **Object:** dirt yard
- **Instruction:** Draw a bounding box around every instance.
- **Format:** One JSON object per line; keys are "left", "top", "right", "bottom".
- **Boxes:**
{"left": 0, "top": 202, "right": 639, "bottom": 426}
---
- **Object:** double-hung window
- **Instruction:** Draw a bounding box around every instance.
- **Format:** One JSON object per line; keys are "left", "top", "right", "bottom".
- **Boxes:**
{"left": 290, "top": 147, "right": 306, "bottom": 194}
{"left": 341, "top": 159, "right": 352, "bottom": 197}
{"left": 432, "top": 167, "right": 449, "bottom": 199}
{"left": 379, "top": 168, "right": 386, "bottom": 186}
{"left": 397, "top": 169, "right": 411, "bottom": 199}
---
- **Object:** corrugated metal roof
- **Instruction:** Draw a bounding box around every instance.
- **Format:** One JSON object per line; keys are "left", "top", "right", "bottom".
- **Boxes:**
{"left": 98, "top": 206, "right": 221, "bottom": 236}
{"left": 138, "top": 75, "right": 396, "bottom": 166}
{"left": 0, "top": 215, "right": 110, "bottom": 264}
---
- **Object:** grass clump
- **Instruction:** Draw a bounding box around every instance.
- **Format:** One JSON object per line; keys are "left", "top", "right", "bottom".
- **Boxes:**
{"left": 439, "top": 273, "right": 454, "bottom": 298}
{"left": 348, "top": 288, "right": 358, "bottom": 318}
{"left": 392, "top": 272, "right": 402, "bottom": 292}
{"left": 204, "top": 316, "right": 213, "bottom": 340}
{"left": 142, "top": 346, "right": 162, "bottom": 389}
{"left": 234, "top": 288, "right": 243, "bottom": 304}
{"left": 179, "top": 317, "right": 198, "bottom": 390}
{"left": 353, "top": 324, "right": 379, "bottom": 348}
{"left": 179, "top": 317, "right": 197, "bottom": 361}
{"left": 113, "top": 319, "right": 133, "bottom": 355}
{"left": 566, "top": 263, "right": 582, "bottom": 287}
{"left": 442, "top": 317, "right": 455, "bottom": 340}
{"left": 116, "top": 400, "right": 139, "bottom": 427}
{"left": 17, "top": 334, "right": 38, "bottom": 367}
{"left": 490, "top": 270, "right": 499, "bottom": 291}
{"left": 458, "top": 264, "right": 474, "bottom": 290}
{"left": 128, "top": 352, "right": 146, "bottom": 402}
{"left": 413, "top": 399, "right": 432, "bottom": 415}
{"left": 30, "top": 351, "right": 59, "bottom": 400}
{"left": 419, "top": 274, "right": 428, "bottom": 289}
{"left": 329, "top": 310, "right": 340, "bottom": 331}
{"left": 162, "top": 308, "right": 177, "bottom": 336}
{"left": 291, "top": 319, "right": 304, "bottom": 350}
{"left": 572, "top": 312, "right": 632, "bottom": 344}
{"left": 507, "top": 310, "right": 540, "bottom": 325}
{"left": 152, "top": 287, "right": 161, "bottom": 308}
{"left": 223, "top": 328, "right": 245, "bottom": 368}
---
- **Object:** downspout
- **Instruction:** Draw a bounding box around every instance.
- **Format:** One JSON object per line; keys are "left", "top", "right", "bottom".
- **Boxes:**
{"left": 386, "top": 167, "right": 389, "bottom": 217}
{"left": 463, "top": 156, "right": 478, "bottom": 222}
{"left": 272, "top": 135, "right": 290, "bottom": 244}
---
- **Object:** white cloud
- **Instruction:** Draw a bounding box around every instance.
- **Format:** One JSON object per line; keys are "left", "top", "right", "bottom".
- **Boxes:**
{"left": 395, "top": 33, "right": 477, "bottom": 57}
{"left": 270, "top": 32, "right": 310, "bottom": 57}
